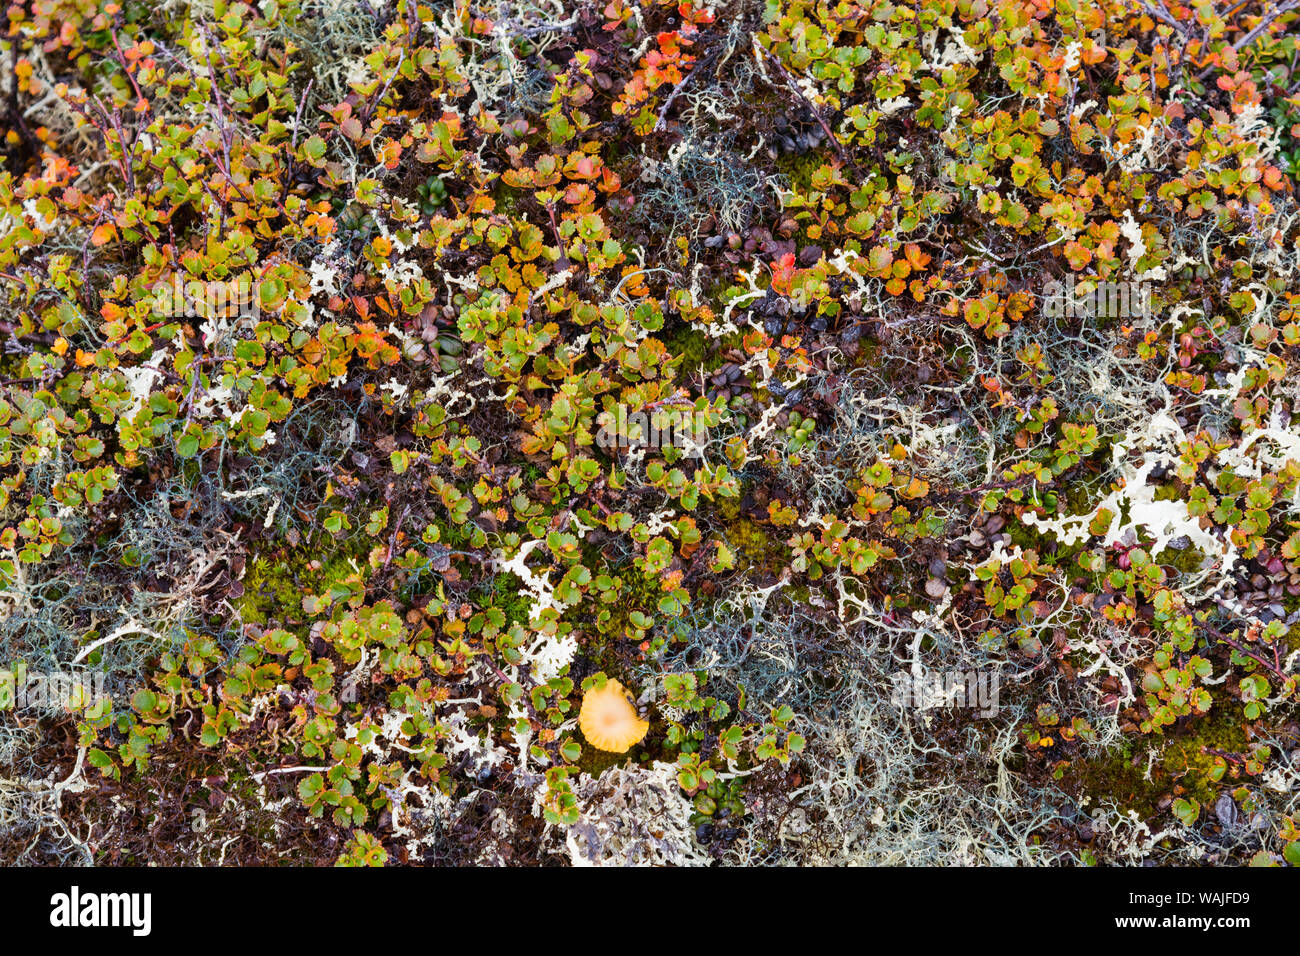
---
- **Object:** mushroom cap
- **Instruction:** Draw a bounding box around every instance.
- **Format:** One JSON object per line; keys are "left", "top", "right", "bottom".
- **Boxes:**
{"left": 579, "top": 678, "right": 649, "bottom": 753}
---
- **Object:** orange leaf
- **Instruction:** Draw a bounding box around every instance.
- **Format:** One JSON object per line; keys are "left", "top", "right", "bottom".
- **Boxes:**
{"left": 904, "top": 243, "right": 930, "bottom": 270}
{"left": 770, "top": 253, "right": 797, "bottom": 294}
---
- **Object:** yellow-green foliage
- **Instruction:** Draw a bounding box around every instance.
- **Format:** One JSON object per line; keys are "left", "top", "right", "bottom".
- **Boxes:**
{"left": 3, "top": 0, "right": 1300, "bottom": 868}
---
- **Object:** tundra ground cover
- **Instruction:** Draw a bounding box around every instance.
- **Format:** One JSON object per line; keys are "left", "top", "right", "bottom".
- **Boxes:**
{"left": 2, "top": 0, "right": 1300, "bottom": 866}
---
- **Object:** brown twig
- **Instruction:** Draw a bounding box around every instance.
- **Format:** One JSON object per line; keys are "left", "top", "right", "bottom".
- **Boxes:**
{"left": 1195, "top": 0, "right": 1300, "bottom": 81}
{"left": 757, "top": 46, "right": 848, "bottom": 164}
{"left": 653, "top": 31, "right": 722, "bottom": 133}
{"left": 1202, "top": 621, "right": 1291, "bottom": 683}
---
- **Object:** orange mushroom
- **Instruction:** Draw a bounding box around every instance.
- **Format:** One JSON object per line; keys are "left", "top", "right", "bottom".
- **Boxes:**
{"left": 579, "top": 678, "right": 649, "bottom": 754}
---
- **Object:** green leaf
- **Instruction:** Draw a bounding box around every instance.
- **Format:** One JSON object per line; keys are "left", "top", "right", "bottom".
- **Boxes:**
{"left": 1172, "top": 798, "right": 1200, "bottom": 827}
{"left": 302, "top": 134, "right": 327, "bottom": 163}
